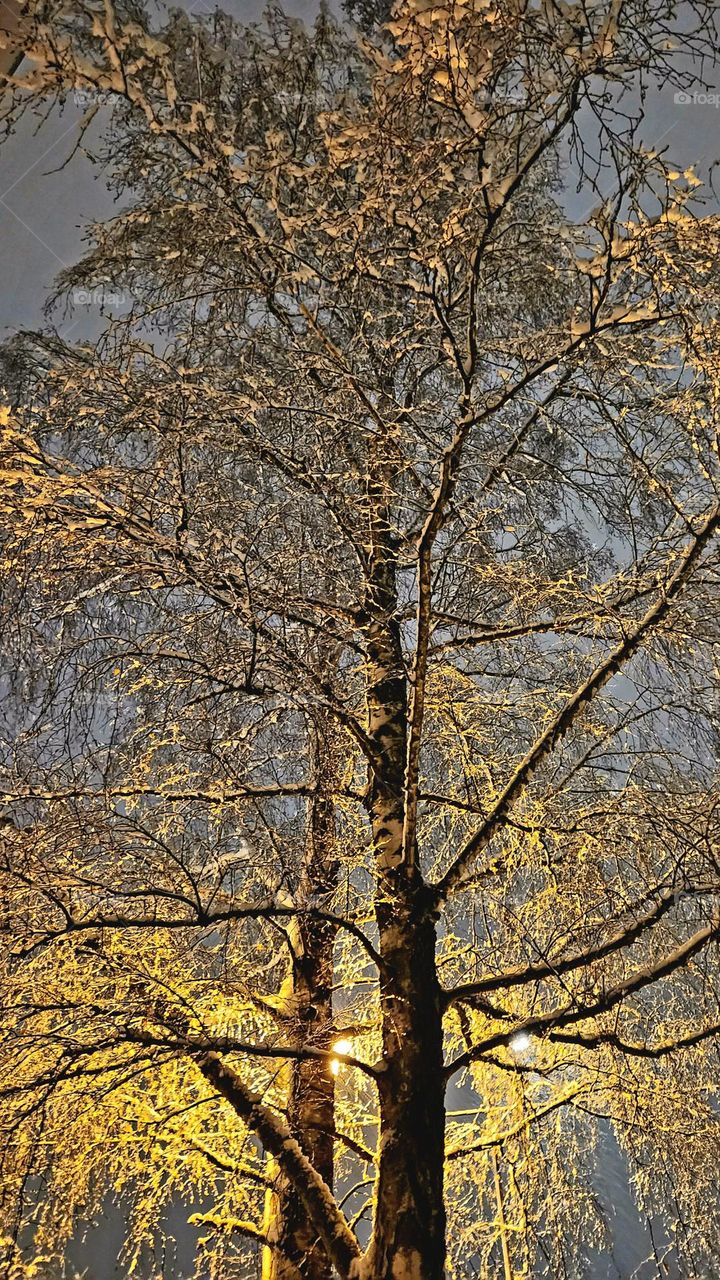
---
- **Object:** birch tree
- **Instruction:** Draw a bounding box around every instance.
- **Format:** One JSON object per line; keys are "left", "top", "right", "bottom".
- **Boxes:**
{"left": 1, "top": 1, "right": 720, "bottom": 1277}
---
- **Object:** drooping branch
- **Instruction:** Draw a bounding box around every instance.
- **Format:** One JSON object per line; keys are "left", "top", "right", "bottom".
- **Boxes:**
{"left": 548, "top": 1021, "right": 720, "bottom": 1058}
{"left": 195, "top": 1052, "right": 361, "bottom": 1280}
{"left": 445, "top": 914, "right": 720, "bottom": 1076}
{"left": 0, "top": 425, "right": 380, "bottom": 770}
{"left": 126, "top": 1028, "right": 380, "bottom": 1083}
{"left": 435, "top": 504, "right": 720, "bottom": 903}
{"left": 428, "top": 580, "right": 658, "bottom": 655}
{"left": 445, "top": 1085, "right": 587, "bottom": 1159}
{"left": 8, "top": 903, "right": 384, "bottom": 973}
{"left": 443, "top": 883, "right": 718, "bottom": 1006}
{"left": 0, "top": 783, "right": 314, "bottom": 804}
{"left": 187, "top": 1211, "right": 270, "bottom": 1247}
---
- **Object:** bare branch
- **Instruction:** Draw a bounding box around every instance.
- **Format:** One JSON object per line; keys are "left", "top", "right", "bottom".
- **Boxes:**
{"left": 435, "top": 506, "right": 720, "bottom": 902}
{"left": 443, "top": 883, "right": 719, "bottom": 1006}
{"left": 445, "top": 916, "right": 720, "bottom": 1077}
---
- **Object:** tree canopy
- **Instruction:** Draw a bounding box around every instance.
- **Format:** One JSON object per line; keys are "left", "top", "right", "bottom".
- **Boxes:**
{"left": 1, "top": 0, "right": 720, "bottom": 1277}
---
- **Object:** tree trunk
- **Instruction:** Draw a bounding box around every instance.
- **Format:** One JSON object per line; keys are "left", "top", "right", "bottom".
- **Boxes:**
{"left": 362, "top": 448, "right": 447, "bottom": 1279}
{"left": 263, "top": 726, "right": 339, "bottom": 1280}
{"left": 370, "top": 884, "right": 447, "bottom": 1280}
{"left": 262, "top": 913, "right": 336, "bottom": 1280}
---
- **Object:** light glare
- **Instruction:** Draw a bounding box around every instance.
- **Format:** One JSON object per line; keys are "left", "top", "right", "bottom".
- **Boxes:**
{"left": 509, "top": 1031, "right": 531, "bottom": 1053}
{"left": 330, "top": 1037, "right": 353, "bottom": 1076}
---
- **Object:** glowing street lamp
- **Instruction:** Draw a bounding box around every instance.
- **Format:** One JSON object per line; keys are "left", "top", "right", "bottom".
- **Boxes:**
{"left": 508, "top": 1030, "right": 532, "bottom": 1054}
{"left": 330, "top": 1038, "right": 353, "bottom": 1076}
